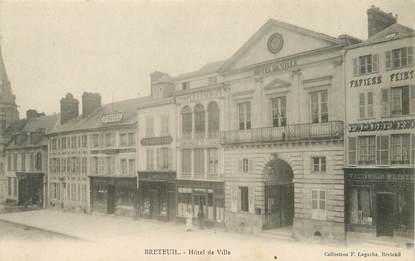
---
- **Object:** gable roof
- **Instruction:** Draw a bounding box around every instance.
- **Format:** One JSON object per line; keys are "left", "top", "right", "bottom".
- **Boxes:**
{"left": 50, "top": 96, "right": 152, "bottom": 134}
{"left": 0, "top": 119, "right": 27, "bottom": 145}
{"left": 348, "top": 23, "right": 415, "bottom": 49}
{"left": 5, "top": 114, "right": 59, "bottom": 149}
{"left": 219, "top": 18, "right": 341, "bottom": 72}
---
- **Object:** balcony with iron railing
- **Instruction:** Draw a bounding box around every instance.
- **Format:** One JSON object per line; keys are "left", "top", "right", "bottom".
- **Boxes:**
{"left": 221, "top": 121, "right": 344, "bottom": 145}
{"left": 180, "top": 130, "right": 220, "bottom": 146}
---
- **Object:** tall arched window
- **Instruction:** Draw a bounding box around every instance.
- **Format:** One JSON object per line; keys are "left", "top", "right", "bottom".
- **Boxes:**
{"left": 207, "top": 102, "right": 219, "bottom": 138}
{"left": 194, "top": 104, "right": 205, "bottom": 139}
{"left": 181, "top": 106, "right": 192, "bottom": 140}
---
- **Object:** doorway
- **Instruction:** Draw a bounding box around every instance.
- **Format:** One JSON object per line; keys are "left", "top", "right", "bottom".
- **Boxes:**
{"left": 376, "top": 193, "right": 393, "bottom": 237}
{"left": 193, "top": 194, "right": 207, "bottom": 220}
{"left": 263, "top": 158, "right": 294, "bottom": 230}
{"left": 150, "top": 189, "right": 160, "bottom": 218}
{"left": 107, "top": 185, "right": 116, "bottom": 214}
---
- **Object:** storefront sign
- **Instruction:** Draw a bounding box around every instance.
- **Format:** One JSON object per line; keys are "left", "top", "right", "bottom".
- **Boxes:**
{"left": 140, "top": 136, "right": 172, "bottom": 146}
{"left": 101, "top": 113, "right": 123, "bottom": 123}
{"left": 254, "top": 60, "right": 297, "bottom": 76}
{"left": 176, "top": 88, "right": 224, "bottom": 104}
{"left": 349, "top": 69, "right": 414, "bottom": 88}
{"left": 346, "top": 172, "right": 414, "bottom": 183}
{"left": 390, "top": 69, "right": 414, "bottom": 82}
{"left": 349, "top": 76, "right": 382, "bottom": 88}
{"left": 349, "top": 118, "right": 415, "bottom": 132}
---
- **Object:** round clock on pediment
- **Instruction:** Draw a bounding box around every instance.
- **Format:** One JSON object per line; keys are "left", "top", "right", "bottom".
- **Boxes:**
{"left": 267, "top": 33, "right": 284, "bottom": 54}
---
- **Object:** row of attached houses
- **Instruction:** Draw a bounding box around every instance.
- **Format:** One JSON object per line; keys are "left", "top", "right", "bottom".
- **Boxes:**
{"left": 0, "top": 6, "right": 413, "bottom": 245}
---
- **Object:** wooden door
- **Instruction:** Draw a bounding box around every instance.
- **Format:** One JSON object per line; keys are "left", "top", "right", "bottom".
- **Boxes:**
{"left": 376, "top": 193, "right": 394, "bottom": 237}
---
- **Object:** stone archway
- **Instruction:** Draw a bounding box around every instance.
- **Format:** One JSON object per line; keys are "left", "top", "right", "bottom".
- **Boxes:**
{"left": 263, "top": 158, "right": 294, "bottom": 230}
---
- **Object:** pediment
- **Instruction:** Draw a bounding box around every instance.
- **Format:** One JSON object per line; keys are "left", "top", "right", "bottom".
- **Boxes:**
{"left": 220, "top": 19, "right": 340, "bottom": 72}
{"left": 263, "top": 78, "right": 291, "bottom": 90}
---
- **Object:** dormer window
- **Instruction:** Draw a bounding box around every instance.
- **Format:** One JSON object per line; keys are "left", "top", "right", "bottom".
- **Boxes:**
{"left": 386, "top": 32, "right": 397, "bottom": 39}
{"left": 182, "top": 81, "right": 190, "bottom": 90}
{"left": 208, "top": 76, "right": 217, "bottom": 85}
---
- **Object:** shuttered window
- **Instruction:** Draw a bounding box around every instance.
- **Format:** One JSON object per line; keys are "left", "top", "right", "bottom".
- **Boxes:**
{"left": 391, "top": 134, "right": 411, "bottom": 165}
{"left": 376, "top": 136, "right": 389, "bottom": 166}
{"left": 181, "top": 149, "right": 191, "bottom": 176}
{"left": 348, "top": 137, "right": 357, "bottom": 166}
{"left": 239, "top": 187, "right": 249, "bottom": 212}
{"left": 358, "top": 136, "right": 376, "bottom": 165}
{"left": 311, "top": 190, "right": 326, "bottom": 220}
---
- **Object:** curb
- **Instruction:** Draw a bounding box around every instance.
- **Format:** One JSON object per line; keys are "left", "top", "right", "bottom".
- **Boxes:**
{"left": 0, "top": 218, "right": 92, "bottom": 242}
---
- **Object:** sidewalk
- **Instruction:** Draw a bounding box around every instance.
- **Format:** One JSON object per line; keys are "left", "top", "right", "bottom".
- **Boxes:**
{"left": 0, "top": 210, "right": 413, "bottom": 261}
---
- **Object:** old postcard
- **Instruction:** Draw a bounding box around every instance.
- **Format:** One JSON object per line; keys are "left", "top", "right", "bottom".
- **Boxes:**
{"left": 0, "top": 0, "right": 414, "bottom": 260}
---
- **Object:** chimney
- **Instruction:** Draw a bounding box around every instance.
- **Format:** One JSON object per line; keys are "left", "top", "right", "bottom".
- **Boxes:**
{"left": 82, "top": 92, "right": 101, "bottom": 118}
{"left": 60, "top": 93, "right": 79, "bottom": 125}
{"left": 150, "top": 71, "right": 175, "bottom": 98}
{"left": 367, "top": 5, "right": 396, "bottom": 37}
{"left": 26, "top": 109, "right": 45, "bottom": 120}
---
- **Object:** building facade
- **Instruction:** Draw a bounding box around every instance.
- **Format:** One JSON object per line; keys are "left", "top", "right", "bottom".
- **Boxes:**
{"left": 47, "top": 93, "right": 146, "bottom": 217}
{"left": 344, "top": 7, "right": 414, "bottom": 240}
{"left": 172, "top": 66, "right": 227, "bottom": 227}
{"left": 136, "top": 74, "right": 177, "bottom": 221}
{"left": 215, "top": 20, "right": 348, "bottom": 241}
{"left": 4, "top": 113, "right": 58, "bottom": 208}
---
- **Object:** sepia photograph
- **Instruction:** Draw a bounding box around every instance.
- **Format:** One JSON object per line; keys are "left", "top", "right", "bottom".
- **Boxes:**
{"left": 0, "top": 0, "right": 414, "bottom": 260}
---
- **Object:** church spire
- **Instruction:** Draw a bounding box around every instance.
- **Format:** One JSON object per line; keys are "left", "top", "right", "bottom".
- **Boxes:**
{"left": 0, "top": 43, "right": 19, "bottom": 133}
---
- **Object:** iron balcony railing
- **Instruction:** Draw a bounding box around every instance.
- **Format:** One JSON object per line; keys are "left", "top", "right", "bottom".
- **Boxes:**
{"left": 221, "top": 121, "right": 344, "bottom": 144}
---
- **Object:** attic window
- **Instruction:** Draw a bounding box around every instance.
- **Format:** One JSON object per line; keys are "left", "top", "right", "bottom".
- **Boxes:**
{"left": 386, "top": 33, "right": 397, "bottom": 39}
{"left": 182, "top": 81, "right": 190, "bottom": 90}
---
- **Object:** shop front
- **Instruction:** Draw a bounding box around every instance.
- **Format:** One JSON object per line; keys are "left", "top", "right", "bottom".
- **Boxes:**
{"left": 90, "top": 176, "right": 137, "bottom": 217}
{"left": 138, "top": 171, "right": 176, "bottom": 221}
{"left": 176, "top": 180, "right": 225, "bottom": 227}
{"left": 16, "top": 172, "right": 44, "bottom": 208}
{"left": 345, "top": 168, "right": 414, "bottom": 239}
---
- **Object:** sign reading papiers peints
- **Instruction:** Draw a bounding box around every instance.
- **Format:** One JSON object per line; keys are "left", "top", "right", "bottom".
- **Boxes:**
{"left": 349, "top": 69, "right": 414, "bottom": 88}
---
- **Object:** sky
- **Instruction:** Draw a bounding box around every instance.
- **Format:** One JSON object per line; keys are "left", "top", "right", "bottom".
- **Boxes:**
{"left": 0, "top": 0, "right": 414, "bottom": 116}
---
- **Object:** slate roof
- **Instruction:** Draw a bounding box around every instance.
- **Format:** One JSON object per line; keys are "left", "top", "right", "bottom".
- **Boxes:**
{"left": 348, "top": 23, "right": 415, "bottom": 49}
{"left": 4, "top": 114, "right": 59, "bottom": 149}
{"left": 0, "top": 119, "right": 27, "bottom": 145}
{"left": 49, "top": 96, "right": 152, "bottom": 134}
{"left": 175, "top": 60, "right": 226, "bottom": 80}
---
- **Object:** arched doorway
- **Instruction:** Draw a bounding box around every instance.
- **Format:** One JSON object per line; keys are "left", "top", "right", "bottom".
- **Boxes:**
{"left": 263, "top": 158, "right": 294, "bottom": 230}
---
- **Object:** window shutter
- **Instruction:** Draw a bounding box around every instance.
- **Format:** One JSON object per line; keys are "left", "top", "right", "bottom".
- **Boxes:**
{"left": 168, "top": 148, "right": 173, "bottom": 170}
{"left": 408, "top": 47, "right": 413, "bottom": 65}
{"left": 156, "top": 148, "right": 160, "bottom": 170}
{"left": 381, "top": 89, "right": 390, "bottom": 117}
{"left": 410, "top": 86, "right": 415, "bottom": 114}
{"left": 352, "top": 58, "right": 358, "bottom": 75}
{"left": 372, "top": 54, "right": 378, "bottom": 72}
{"left": 248, "top": 159, "right": 254, "bottom": 172}
{"left": 348, "top": 137, "right": 357, "bottom": 165}
{"left": 230, "top": 186, "right": 237, "bottom": 212}
{"left": 359, "top": 93, "right": 365, "bottom": 118}
{"left": 238, "top": 159, "right": 243, "bottom": 173}
{"left": 385, "top": 51, "right": 392, "bottom": 69}
{"left": 249, "top": 186, "right": 255, "bottom": 214}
